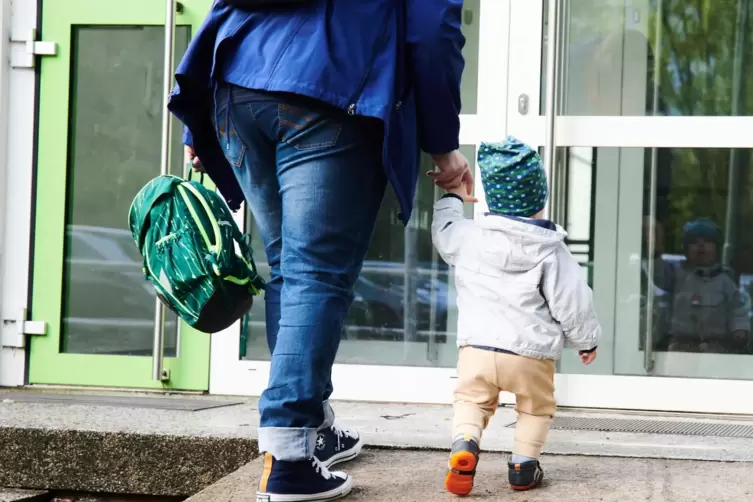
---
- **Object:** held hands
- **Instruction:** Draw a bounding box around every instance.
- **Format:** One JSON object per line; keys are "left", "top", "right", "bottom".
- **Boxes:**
{"left": 579, "top": 350, "right": 597, "bottom": 365}
{"left": 429, "top": 150, "right": 478, "bottom": 203}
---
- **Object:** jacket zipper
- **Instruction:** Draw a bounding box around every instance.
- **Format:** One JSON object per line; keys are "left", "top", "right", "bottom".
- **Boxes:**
{"left": 346, "top": 10, "right": 393, "bottom": 115}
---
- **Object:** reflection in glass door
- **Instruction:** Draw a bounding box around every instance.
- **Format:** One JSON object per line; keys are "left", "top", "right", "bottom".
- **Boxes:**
{"left": 614, "top": 146, "right": 753, "bottom": 380}
{"left": 28, "top": 0, "right": 213, "bottom": 390}
{"left": 240, "top": 147, "right": 476, "bottom": 369}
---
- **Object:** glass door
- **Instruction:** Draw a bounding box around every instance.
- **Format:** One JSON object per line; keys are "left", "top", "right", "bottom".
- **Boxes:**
{"left": 209, "top": 0, "right": 514, "bottom": 403}
{"left": 28, "top": 0, "right": 214, "bottom": 389}
{"left": 507, "top": 0, "right": 753, "bottom": 414}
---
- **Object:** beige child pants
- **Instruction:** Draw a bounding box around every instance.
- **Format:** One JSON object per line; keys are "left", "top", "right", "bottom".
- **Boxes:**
{"left": 453, "top": 346, "right": 556, "bottom": 458}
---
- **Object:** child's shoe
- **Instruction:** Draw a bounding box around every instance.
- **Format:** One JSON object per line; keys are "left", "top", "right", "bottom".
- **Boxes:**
{"left": 444, "top": 434, "right": 480, "bottom": 496}
{"left": 507, "top": 459, "right": 544, "bottom": 491}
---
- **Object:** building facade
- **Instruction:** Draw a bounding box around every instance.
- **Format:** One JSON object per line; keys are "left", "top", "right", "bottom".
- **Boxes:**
{"left": 1, "top": 0, "right": 753, "bottom": 414}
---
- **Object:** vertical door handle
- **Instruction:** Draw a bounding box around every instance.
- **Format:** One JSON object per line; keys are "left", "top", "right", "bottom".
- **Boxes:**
{"left": 153, "top": 0, "right": 177, "bottom": 383}
{"left": 542, "top": 0, "right": 561, "bottom": 221}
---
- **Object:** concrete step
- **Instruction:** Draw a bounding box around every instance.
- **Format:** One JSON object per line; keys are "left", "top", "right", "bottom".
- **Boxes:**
{"left": 0, "top": 489, "right": 48, "bottom": 502}
{"left": 187, "top": 449, "right": 753, "bottom": 502}
{"left": 3, "top": 390, "right": 753, "bottom": 499}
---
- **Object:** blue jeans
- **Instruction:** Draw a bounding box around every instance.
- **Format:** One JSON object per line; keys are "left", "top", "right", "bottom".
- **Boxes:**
{"left": 214, "top": 84, "right": 386, "bottom": 461}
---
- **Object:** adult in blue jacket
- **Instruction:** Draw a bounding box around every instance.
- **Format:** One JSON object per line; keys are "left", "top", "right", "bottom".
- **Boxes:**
{"left": 169, "top": 1, "right": 468, "bottom": 499}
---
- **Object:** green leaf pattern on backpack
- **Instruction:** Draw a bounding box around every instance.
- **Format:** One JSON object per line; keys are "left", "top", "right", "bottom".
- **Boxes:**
{"left": 128, "top": 175, "right": 265, "bottom": 328}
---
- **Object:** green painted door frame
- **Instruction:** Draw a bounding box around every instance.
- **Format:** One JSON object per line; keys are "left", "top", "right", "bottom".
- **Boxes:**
{"left": 29, "top": 0, "right": 214, "bottom": 390}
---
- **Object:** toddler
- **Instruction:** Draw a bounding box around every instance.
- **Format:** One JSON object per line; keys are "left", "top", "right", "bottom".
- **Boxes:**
{"left": 431, "top": 137, "right": 601, "bottom": 495}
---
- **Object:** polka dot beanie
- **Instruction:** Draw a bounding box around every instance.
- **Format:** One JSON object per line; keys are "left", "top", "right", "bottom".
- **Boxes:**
{"left": 683, "top": 218, "right": 722, "bottom": 249}
{"left": 478, "top": 136, "right": 549, "bottom": 217}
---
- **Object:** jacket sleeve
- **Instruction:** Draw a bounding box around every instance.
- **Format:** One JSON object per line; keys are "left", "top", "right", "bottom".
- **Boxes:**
{"left": 183, "top": 125, "right": 194, "bottom": 147}
{"left": 431, "top": 195, "right": 472, "bottom": 266}
{"left": 405, "top": 0, "right": 466, "bottom": 155}
{"left": 725, "top": 278, "right": 750, "bottom": 333}
{"left": 541, "top": 243, "right": 602, "bottom": 351}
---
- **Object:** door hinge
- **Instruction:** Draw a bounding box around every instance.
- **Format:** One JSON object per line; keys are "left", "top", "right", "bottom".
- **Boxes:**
{"left": 1, "top": 308, "right": 47, "bottom": 348}
{"left": 10, "top": 29, "right": 57, "bottom": 69}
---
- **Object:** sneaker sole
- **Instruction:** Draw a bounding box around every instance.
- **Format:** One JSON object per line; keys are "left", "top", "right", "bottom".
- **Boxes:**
{"left": 322, "top": 437, "right": 363, "bottom": 469}
{"left": 509, "top": 473, "right": 543, "bottom": 492}
{"left": 257, "top": 475, "right": 353, "bottom": 502}
{"left": 444, "top": 450, "right": 477, "bottom": 496}
{"left": 510, "top": 482, "right": 538, "bottom": 492}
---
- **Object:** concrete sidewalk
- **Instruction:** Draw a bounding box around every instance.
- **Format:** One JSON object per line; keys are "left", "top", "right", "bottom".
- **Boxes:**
{"left": 2, "top": 391, "right": 753, "bottom": 498}
{"left": 188, "top": 449, "right": 752, "bottom": 502}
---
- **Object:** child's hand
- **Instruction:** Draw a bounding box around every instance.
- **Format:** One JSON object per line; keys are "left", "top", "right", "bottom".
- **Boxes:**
{"left": 446, "top": 171, "right": 478, "bottom": 203}
{"left": 579, "top": 349, "right": 597, "bottom": 365}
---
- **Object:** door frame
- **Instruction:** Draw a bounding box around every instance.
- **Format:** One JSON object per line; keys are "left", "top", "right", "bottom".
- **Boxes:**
{"left": 505, "top": 0, "right": 753, "bottom": 414}
{"left": 208, "top": 0, "right": 512, "bottom": 403}
{"left": 0, "top": 0, "right": 39, "bottom": 387}
{"left": 26, "top": 0, "right": 213, "bottom": 390}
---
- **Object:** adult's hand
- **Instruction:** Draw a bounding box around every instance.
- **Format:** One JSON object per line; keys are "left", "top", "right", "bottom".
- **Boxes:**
{"left": 445, "top": 173, "right": 478, "bottom": 203}
{"left": 428, "top": 149, "right": 471, "bottom": 189}
{"left": 185, "top": 145, "right": 204, "bottom": 172}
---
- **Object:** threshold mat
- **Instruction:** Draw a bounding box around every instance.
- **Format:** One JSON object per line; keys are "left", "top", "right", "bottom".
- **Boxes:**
{"left": 0, "top": 392, "right": 243, "bottom": 411}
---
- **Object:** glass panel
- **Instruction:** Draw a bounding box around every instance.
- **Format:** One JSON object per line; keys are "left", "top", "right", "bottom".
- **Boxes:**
{"left": 242, "top": 145, "right": 477, "bottom": 368}
{"left": 551, "top": 145, "right": 753, "bottom": 379}
{"left": 62, "top": 26, "right": 190, "bottom": 356}
{"left": 621, "top": 146, "right": 753, "bottom": 379}
{"left": 460, "top": 0, "right": 481, "bottom": 114}
{"left": 542, "top": 0, "right": 753, "bottom": 116}
{"left": 536, "top": 147, "right": 597, "bottom": 287}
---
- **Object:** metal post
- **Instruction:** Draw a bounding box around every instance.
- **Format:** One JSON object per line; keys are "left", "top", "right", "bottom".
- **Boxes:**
{"left": 403, "top": 191, "right": 419, "bottom": 358}
{"left": 153, "top": 0, "right": 176, "bottom": 382}
{"left": 426, "top": 183, "right": 441, "bottom": 362}
{"left": 644, "top": 0, "right": 664, "bottom": 373}
{"left": 722, "top": 0, "right": 749, "bottom": 267}
{"left": 543, "top": 0, "right": 560, "bottom": 221}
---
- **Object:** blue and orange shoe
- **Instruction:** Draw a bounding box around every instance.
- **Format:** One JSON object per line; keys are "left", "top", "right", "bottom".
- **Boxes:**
{"left": 256, "top": 453, "right": 353, "bottom": 501}
{"left": 444, "top": 435, "right": 480, "bottom": 496}
{"left": 508, "top": 459, "right": 544, "bottom": 491}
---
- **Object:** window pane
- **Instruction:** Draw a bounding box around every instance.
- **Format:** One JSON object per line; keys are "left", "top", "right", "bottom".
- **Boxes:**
{"left": 460, "top": 0, "right": 481, "bottom": 114}
{"left": 552, "top": 145, "right": 753, "bottom": 380}
{"left": 62, "top": 26, "right": 190, "bottom": 356}
{"left": 242, "top": 146, "right": 477, "bottom": 368}
{"left": 542, "top": 0, "right": 753, "bottom": 116}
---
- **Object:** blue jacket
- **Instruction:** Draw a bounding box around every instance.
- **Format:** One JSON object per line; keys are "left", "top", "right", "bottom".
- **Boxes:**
{"left": 168, "top": 0, "right": 465, "bottom": 223}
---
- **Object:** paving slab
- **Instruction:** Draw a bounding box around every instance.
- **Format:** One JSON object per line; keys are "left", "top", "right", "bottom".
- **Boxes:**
{"left": 0, "top": 489, "right": 48, "bottom": 502}
{"left": 187, "top": 449, "right": 753, "bottom": 502}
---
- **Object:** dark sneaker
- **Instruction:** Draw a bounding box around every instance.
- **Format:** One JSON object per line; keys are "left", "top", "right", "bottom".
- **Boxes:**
{"left": 256, "top": 453, "right": 353, "bottom": 501}
{"left": 444, "top": 434, "right": 480, "bottom": 496}
{"left": 315, "top": 423, "right": 363, "bottom": 468}
{"left": 508, "top": 459, "right": 544, "bottom": 491}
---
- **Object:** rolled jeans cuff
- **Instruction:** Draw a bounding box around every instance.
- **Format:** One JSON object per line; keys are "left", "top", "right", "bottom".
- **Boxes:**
{"left": 258, "top": 427, "right": 318, "bottom": 461}
{"left": 319, "top": 399, "right": 335, "bottom": 431}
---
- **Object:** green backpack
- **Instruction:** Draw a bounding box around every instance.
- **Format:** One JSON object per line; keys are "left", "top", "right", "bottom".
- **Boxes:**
{"left": 128, "top": 174, "right": 265, "bottom": 333}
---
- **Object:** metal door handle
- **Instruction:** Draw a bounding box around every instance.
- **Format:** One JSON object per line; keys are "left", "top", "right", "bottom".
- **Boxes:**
{"left": 542, "top": 0, "right": 561, "bottom": 221}
{"left": 153, "top": 0, "right": 177, "bottom": 382}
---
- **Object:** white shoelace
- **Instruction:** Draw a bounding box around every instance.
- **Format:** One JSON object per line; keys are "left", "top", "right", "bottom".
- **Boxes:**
{"left": 312, "top": 457, "right": 340, "bottom": 480}
{"left": 329, "top": 423, "right": 358, "bottom": 451}
{"left": 330, "top": 423, "right": 358, "bottom": 440}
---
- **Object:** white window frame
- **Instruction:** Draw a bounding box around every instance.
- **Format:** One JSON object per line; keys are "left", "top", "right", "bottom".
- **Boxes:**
{"left": 0, "top": 0, "right": 38, "bottom": 387}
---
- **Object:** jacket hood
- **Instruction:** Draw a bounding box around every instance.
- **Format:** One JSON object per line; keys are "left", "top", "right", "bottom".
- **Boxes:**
{"left": 476, "top": 214, "right": 567, "bottom": 272}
